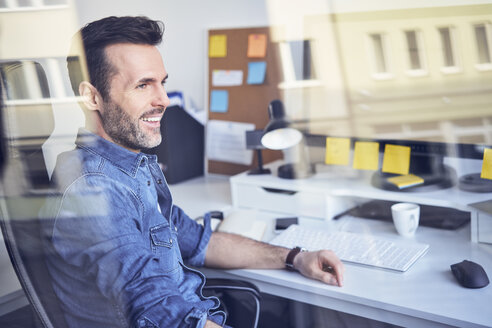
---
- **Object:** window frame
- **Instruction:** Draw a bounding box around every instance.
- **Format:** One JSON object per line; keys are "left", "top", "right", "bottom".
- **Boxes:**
{"left": 437, "top": 26, "right": 462, "bottom": 74}
{"left": 278, "top": 39, "right": 321, "bottom": 89}
{"left": 473, "top": 22, "right": 492, "bottom": 71}
{"left": 367, "top": 32, "right": 395, "bottom": 81}
{"left": 403, "top": 29, "right": 428, "bottom": 77}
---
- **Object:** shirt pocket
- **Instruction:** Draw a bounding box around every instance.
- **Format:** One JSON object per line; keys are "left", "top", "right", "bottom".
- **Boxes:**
{"left": 150, "top": 223, "right": 180, "bottom": 273}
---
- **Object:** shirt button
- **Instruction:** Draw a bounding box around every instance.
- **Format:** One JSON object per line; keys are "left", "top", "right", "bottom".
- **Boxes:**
{"left": 138, "top": 319, "right": 146, "bottom": 327}
{"left": 157, "top": 179, "right": 162, "bottom": 184}
{"left": 175, "top": 226, "right": 178, "bottom": 232}
{"left": 147, "top": 181, "right": 151, "bottom": 186}
{"left": 169, "top": 239, "right": 173, "bottom": 244}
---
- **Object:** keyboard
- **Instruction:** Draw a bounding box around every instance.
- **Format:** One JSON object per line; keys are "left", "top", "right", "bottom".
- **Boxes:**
{"left": 270, "top": 225, "right": 429, "bottom": 272}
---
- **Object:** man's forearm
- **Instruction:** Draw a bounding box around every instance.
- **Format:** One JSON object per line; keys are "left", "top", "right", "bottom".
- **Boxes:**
{"left": 204, "top": 231, "right": 289, "bottom": 269}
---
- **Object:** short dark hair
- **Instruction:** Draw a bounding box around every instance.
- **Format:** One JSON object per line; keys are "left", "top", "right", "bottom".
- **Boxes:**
{"left": 68, "top": 16, "right": 164, "bottom": 99}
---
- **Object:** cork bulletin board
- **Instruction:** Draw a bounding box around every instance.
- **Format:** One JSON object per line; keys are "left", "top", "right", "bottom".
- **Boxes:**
{"left": 207, "top": 26, "right": 283, "bottom": 175}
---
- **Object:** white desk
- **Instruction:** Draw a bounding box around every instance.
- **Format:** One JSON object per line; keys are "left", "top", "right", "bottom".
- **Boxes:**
{"left": 170, "top": 174, "right": 492, "bottom": 328}
{"left": 1, "top": 174, "right": 490, "bottom": 326}
{"left": 230, "top": 161, "right": 492, "bottom": 244}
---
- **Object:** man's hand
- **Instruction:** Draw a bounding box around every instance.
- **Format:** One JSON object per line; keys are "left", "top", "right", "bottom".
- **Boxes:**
{"left": 205, "top": 232, "right": 345, "bottom": 286}
{"left": 293, "top": 250, "right": 345, "bottom": 287}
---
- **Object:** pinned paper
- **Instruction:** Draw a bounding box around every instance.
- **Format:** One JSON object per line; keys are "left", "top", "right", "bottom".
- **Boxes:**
{"left": 481, "top": 148, "right": 492, "bottom": 180}
{"left": 387, "top": 174, "right": 424, "bottom": 189}
{"left": 247, "top": 62, "right": 267, "bottom": 85}
{"left": 382, "top": 144, "right": 411, "bottom": 175}
{"left": 206, "top": 120, "right": 255, "bottom": 165}
{"left": 212, "top": 70, "right": 243, "bottom": 87}
{"left": 247, "top": 34, "right": 267, "bottom": 58}
{"left": 325, "top": 137, "right": 350, "bottom": 165}
{"left": 209, "top": 35, "right": 227, "bottom": 58}
{"left": 210, "top": 90, "right": 228, "bottom": 113}
{"left": 353, "top": 141, "right": 379, "bottom": 170}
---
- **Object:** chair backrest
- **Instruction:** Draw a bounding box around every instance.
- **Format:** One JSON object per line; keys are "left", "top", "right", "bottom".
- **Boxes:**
{"left": 0, "top": 214, "right": 68, "bottom": 328}
{"left": 0, "top": 61, "right": 68, "bottom": 328}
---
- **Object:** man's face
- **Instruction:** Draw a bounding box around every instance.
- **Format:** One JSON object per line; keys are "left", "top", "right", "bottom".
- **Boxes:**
{"left": 99, "top": 43, "right": 170, "bottom": 152}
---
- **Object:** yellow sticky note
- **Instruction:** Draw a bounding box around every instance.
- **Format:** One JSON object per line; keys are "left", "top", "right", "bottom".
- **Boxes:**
{"left": 481, "top": 148, "right": 492, "bottom": 180}
{"left": 325, "top": 137, "right": 350, "bottom": 165}
{"left": 382, "top": 144, "right": 411, "bottom": 175}
{"left": 387, "top": 174, "right": 424, "bottom": 189}
{"left": 353, "top": 141, "right": 379, "bottom": 171}
{"left": 247, "top": 34, "right": 267, "bottom": 58}
{"left": 209, "top": 35, "right": 227, "bottom": 58}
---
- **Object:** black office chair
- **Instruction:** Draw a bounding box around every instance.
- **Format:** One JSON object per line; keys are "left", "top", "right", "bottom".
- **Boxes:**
{"left": 0, "top": 61, "right": 261, "bottom": 328}
{"left": 0, "top": 60, "right": 69, "bottom": 328}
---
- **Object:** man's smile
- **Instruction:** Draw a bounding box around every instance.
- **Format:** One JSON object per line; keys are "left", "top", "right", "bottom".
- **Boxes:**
{"left": 141, "top": 116, "right": 162, "bottom": 122}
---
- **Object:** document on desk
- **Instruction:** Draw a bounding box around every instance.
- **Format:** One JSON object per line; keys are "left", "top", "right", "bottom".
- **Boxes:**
{"left": 218, "top": 209, "right": 267, "bottom": 241}
{"left": 206, "top": 120, "right": 255, "bottom": 165}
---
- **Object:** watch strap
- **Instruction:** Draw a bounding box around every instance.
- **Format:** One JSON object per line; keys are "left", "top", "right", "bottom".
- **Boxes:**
{"left": 285, "top": 246, "right": 306, "bottom": 271}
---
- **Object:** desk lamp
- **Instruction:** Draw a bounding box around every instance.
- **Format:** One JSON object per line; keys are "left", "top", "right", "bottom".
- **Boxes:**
{"left": 245, "top": 130, "right": 271, "bottom": 175}
{"left": 261, "top": 100, "right": 313, "bottom": 179}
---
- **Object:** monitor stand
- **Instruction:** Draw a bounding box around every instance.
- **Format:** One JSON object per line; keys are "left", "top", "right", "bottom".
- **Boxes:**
{"left": 371, "top": 153, "right": 457, "bottom": 192}
{"left": 458, "top": 173, "right": 492, "bottom": 193}
{"left": 277, "top": 162, "right": 314, "bottom": 179}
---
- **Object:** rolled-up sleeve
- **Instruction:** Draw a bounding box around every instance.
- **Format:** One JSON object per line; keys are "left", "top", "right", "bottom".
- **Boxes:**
{"left": 171, "top": 205, "right": 212, "bottom": 267}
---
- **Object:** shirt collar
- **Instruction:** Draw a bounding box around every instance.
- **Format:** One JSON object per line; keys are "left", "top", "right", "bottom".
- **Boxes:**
{"left": 75, "top": 128, "right": 158, "bottom": 178}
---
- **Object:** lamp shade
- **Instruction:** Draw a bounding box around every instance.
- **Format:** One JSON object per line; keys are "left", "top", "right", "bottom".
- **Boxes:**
{"left": 261, "top": 100, "right": 302, "bottom": 150}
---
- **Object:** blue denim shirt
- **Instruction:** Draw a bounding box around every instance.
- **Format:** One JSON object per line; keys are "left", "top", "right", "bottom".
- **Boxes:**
{"left": 41, "top": 129, "right": 225, "bottom": 328}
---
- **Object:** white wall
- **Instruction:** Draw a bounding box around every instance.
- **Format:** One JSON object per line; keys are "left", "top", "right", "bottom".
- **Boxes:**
{"left": 73, "top": 0, "right": 270, "bottom": 112}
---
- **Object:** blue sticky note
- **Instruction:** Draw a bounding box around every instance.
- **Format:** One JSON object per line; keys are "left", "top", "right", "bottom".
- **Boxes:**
{"left": 247, "top": 62, "right": 267, "bottom": 85}
{"left": 210, "top": 90, "right": 229, "bottom": 113}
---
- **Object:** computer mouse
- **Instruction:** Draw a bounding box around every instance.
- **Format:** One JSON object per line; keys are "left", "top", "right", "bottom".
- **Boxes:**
{"left": 450, "top": 260, "right": 489, "bottom": 289}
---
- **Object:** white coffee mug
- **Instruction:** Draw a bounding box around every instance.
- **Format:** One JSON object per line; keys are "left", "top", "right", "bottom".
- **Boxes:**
{"left": 391, "top": 203, "right": 420, "bottom": 237}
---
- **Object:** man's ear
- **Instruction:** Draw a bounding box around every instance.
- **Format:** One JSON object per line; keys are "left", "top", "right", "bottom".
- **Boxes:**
{"left": 79, "top": 81, "right": 103, "bottom": 112}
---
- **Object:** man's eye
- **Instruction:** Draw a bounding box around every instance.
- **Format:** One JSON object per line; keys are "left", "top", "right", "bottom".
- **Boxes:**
{"left": 161, "top": 80, "right": 167, "bottom": 86}
{"left": 137, "top": 84, "right": 147, "bottom": 89}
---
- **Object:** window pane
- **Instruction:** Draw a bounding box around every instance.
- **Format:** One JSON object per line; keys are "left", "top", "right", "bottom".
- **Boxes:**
{"left": 439, "top": 27, "right": 455, "bottom": 67}
{"left": 370, "top": 34, "right": 387, "bottom": 73}
{"left": 17, "top": 0, "right": 31, "bottom": 7}
{"left": 289, "top": 40, "right": 315, "bottom": 80}
{"left": 405, "top": 30, "right": 422, "bottom": 70}
{"left": 43, "top": 0, "right": 67, "bottom": 5}
{"left": 475, "top": 24, "right": 491, "bottom": 64}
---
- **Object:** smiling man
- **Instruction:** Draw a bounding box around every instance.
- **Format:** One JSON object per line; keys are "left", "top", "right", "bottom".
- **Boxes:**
{"left": 42, "top": 16, "right": 344, "bottom": 328}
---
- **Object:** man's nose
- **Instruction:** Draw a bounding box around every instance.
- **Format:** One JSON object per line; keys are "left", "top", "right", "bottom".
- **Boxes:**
{"left": 152, "top": 85, "right": 170, "bottom": 108}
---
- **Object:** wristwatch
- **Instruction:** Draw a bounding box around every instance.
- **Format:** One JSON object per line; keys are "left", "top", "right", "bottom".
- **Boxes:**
{"left": 285, "top": 246, "right": 307, "bottom": 271}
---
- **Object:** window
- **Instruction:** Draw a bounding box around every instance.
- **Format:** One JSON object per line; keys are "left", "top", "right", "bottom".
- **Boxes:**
{"left": 288, "top": 40, "right": 315, "bottom": 81}
{"left": 404, "top": 30, "right": 427, "bottom": 75}
{"left": 368, "top": 33, "right": 393, "bottom": 80}
{"left": 474, "top": 23, "right": 492, "bottom": 70}
{"left": 438, "top": 27, "right": 461, "bottom": 73}
{"left": 371, "top": 34, "right": 387, "bottom": 73}
{"left": 0, "top": 0, "right": 67, "bottom": 9}
{"left": 279, "top": 39, "right": 319, "bottom": 89}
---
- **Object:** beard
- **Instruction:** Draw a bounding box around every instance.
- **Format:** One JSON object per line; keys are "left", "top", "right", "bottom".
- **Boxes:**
{"left": 100, "top": 100, "right": 163, "bottom": 151}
